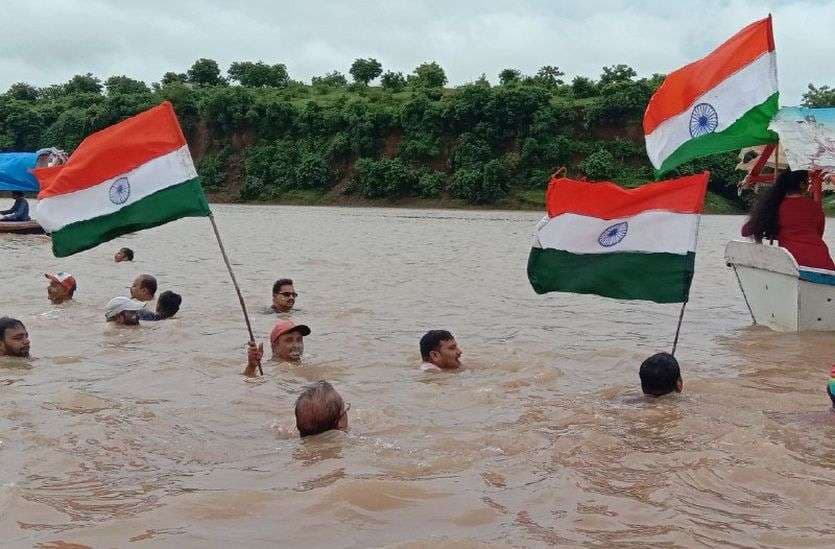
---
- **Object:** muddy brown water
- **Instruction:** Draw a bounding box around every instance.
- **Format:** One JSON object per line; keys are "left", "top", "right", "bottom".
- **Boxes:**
{"left": 1, "top": 206, "right": 833, "bottom": 548}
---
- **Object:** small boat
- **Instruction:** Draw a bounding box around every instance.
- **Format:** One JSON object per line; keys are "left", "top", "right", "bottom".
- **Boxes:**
{"left": 725, "top": 239, "right": 835, "bottom": 331}
{"left": 0, "top": 220, "right": 46, "bottom": 234}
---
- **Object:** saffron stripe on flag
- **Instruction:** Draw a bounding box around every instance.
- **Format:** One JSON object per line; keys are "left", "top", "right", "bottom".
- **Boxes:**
{"left": 546, "top": 174, "right": 708, "bottom": 219}
{"left": 527, "top": 248, "right": 696, "bottom": 303}
{"left": 643, "top": 16, "right": 774, "bottom": 134}
{"left": 50, "top": 178, "right": 210, "bottom": 257}
{"left": 36, "top": 102, "right": 187, "bottom": 198}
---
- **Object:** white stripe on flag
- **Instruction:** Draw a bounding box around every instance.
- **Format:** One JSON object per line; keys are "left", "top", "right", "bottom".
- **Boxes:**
{"left": 36, "top": 145, "right": 197, "bottom": 232}
{"left": 645, "top": 51, "right": 777, "bottom": 169}
{"left": 536, "top": 211, "right": 699, "bottom": 255}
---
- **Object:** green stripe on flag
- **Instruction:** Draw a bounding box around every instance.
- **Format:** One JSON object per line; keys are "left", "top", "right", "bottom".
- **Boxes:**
{"left": 657, "top": 92, "right": 779, "bottom": 176}
{"left": 527, "top": 248, "right": 696, "bottom": 303}
{"left": 50, "top": 178, "right": 211, "bottom": 257}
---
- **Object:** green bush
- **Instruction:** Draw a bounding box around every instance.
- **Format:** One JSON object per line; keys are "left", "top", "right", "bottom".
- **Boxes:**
{"left": 417, "top": 170, "right": 446, "bottom": 198}
{"left": 351, "top": 157, "right": 417, "bottom": 198}
{"left": 197, "top": 151, "right": 228, "bottom": 191}
{"left": 579, "top": 148, "right": 616, "bottom": 180}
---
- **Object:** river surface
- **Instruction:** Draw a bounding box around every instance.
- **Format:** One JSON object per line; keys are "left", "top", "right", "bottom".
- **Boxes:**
{"left": 1, "top": 206, "right": 833, "bottom": 548}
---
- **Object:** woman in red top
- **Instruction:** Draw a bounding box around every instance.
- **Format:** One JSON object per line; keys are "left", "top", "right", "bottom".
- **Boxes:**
{"left": 741, "top": 170, "right": 835, "bottom": 271}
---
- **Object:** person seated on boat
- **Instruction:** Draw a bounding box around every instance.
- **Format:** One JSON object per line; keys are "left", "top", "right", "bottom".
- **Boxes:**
{"left": 138, "top": 290, "right": 181, "bottom": 321}
{"left": 0, "top": 317, "right": 30, "bottom": 358}
{"left": 105, "top": 297, "right": 145, "bottom": 326}
{"left": 45, "top": 272, "right": 77, "bottom": 304}
{"left": 129, "top": 274, "right": 157, "bottom": 302}
{"left": 419, "top": 330, "right": 463, "bottom": 372}
{"left": 741, "top": 170, "right": 835, "bottom": 271}
{"left": 295, "top": 380, "right": 349, "bottom": 438}
{"left": 243, "top": 319, "right": 311, "bottom": 376}
{"left": 271, "top": 278, "right": 297, "bottom": 314}
{"left": 0, "top": 191, "right": 30, "bottom": 222}
{"left": 114, "top": 247, "right": 134, "bottom": 263}
{"left": 639, "top": 352, "right": 682, "bottom": 397}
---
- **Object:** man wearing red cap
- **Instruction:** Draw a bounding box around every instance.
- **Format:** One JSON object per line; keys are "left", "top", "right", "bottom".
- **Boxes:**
{"left": 243, "top": 319, "right": 311, "bottom": 376}
{"left": 45, "top": 272, "right": 76, "bottom": 304}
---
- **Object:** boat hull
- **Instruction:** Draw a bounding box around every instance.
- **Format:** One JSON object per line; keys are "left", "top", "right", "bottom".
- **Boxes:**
{"left": 725, "top": 240, "right": 835, "bottom": 331}
{"left": 0, "top": 220, "right": 46, "bottom": 235}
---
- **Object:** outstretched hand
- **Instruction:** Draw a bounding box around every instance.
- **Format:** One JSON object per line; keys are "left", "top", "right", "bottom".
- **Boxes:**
{"left": 243, "top": 341, "right": 264, "bottom": 377}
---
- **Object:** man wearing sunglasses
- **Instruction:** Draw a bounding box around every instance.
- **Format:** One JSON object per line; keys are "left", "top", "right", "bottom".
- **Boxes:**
{"left": 271, "top": 278, "right": 298, "bottom": 314}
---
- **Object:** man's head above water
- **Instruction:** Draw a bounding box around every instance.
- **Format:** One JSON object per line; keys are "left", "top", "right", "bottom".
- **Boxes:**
{"left": 294, "top": 381, "right": 349, "bottom": 437}
{"left": 130, "top": 274, "right": 157, "bottom": 302}
{"left": 420, "top": 330, "right": 463, "bottom": 370}
{"left": 639, "top": 352, "right": 683, "bottom": 397}
{"left": 272, "top": 278, "right": 296, "bottom": 312}
{"left": 0, "top": 317, "right": 29, "bottom": 357}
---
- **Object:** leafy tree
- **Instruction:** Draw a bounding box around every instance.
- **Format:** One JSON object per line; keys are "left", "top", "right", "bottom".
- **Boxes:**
{"left": 64, "top": 73, "right": 103, "bottom": 95}
{"left": 533, "top": 65, "right": 565, "bottom": 88}
{"left": 351, "top": 157, "right": 416, "bottom": 198}
{"left": 571, "top": 76, "right": 597, "bottom": 98}
{"left": 498, "top": 68, "right": 522, "bottom": 85}
{"left": 312, "top": 71, "right": 348, "bottom": 88}
{"left": 408, "top": 61, "right": 447, "bottom": 89}
{"left": 802, "top": 83, "right": 835, "bottom": 107}
{"left": 187, "top": 58, "right": 225, "bottom": 86}
{"left": 599, "top": 64, "right": 637, "bottom": 88}
{"left": 198, "top": 86, "right": 253, "bottom": 132}
{"left": 579, "top": 148, "right": 615, "bottom": 180}
{"left": 349, "top": 58, "right": 383, "bottom": 85}
{"left": 228, "top": 61, "right": 289, "bottom": 87}
{"left": 105, "top": 75, "right": 149, "bottom": 95}
{"left": 417, "top": 170, "right": 445, "bottom": 198}
{"left": 5, "top": 82, "right": 38, "bottom": 101}
{"left": 161, "top": 72, "right": 188, "bottom": 86}
{"left": 474, "top": 73, "right": 491, "bottom": 88}
{"left": 380, "top": 71, "right": 406, "bottom": 92}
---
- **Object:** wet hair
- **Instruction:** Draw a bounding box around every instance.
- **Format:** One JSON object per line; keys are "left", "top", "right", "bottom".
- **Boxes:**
{"left": 0, "top": 317, "right": 25, "bottom": 340}
{"left": 744, "top": 170, "right": 809, "bottom": 242}
{"left": 639, "top": 352, "right": 681, "bottom": 396}
{"left": 295, "top": 381, "right": 345, "bottom": 437}
{"left": 138, "top": 274, "right": 157, "bottom": 298}
{"left": 420, "top": 330, "right": 455, "bottom": 361}
{"left": 272, "top": 278, "right": 294, "bottom": 295}
{"left": 120, "top": 247, "right": 134, "bottom": 261}
{"left": 11, "top": 191, "right": 24, "bottom": 198}
{"left": 156, "top": 290, "right": 182, "bottom": 319}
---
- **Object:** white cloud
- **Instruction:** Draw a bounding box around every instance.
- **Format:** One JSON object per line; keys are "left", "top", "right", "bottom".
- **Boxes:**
{"left": 0, "top": 0, "right": 832, "bottom": 103}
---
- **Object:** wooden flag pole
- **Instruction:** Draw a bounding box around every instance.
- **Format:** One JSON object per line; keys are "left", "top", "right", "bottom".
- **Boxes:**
{"left": 671, "top": 300, "right": 688, "bottom": 357}
{"left": 208, "top": 213, "right": 262, "bottom": 376}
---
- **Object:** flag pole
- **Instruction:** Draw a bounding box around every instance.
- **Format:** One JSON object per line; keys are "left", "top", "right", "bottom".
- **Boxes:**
{"left": 671, "top": 300, "right": 688, "bottom": 357}
{"left": 207, "top": 212, "right": 262, "bottom": 376}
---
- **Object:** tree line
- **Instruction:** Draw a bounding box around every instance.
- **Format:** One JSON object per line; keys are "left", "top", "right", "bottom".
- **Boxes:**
{"left": 1, "top": 57, "right": 832, "bottom": 206}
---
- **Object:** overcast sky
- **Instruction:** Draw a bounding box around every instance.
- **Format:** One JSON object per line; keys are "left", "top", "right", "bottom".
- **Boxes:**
{"left": 1, "top": 0, "right": 832, "bottom": 103}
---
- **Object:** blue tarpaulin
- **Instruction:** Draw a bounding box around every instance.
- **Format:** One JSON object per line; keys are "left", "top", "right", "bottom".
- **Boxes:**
{"left": 0, "top": 152, "right": 39, "bottom": 192}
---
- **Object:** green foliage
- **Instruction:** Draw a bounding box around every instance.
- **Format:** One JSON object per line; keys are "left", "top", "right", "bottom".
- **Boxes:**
{"left": 105, "top": 75, "right": 149, "bottom": 95}
{"left": 5, "top": 82, "right": 39, "bottom": 101}
{"left": 161, "top": 72, "right": 187, "bottom": 86}
{"left": 408, "top": 62, "right": 447, "bottom": 89}
{"left": 349, "top": 58, "right": 383, "bottom": 85}
{"left": 242, "top": 140, "right": 332, "bottom": 199}
{"left": 599, "top": 64, "right": 637, "bottom": 88}
{"left": 416, "top": 169, "right": 445, "bottom": 198}
{"left": 450, "top": 158, "right": 510, "bottom": 204}
{"left": 188, "top": 58, "right": 225, "bottom": 87}
{"left": 380, "top": 71, "right": 406, "bottom": 92}
{"left": 199, "top": 86, "right": 254, "bottom": 133}
{"left": 579, "top": 148, "right": 616, "bottom": 180}
{"left": 197, "top": 150, "right": 228, "bottom": 190}
{"left": 802, "top": 83, "right": 835, "bottom": 107}
{"left": 571, "top": 76, "right": 597, "bottom": 99}
{"left": 351, "top": 157, "right": 416, "bottom": 198}
{"left": 228, "top": 61, "right": 289, "bottom": 87}
{"left": 312, "top": 71, "right": 348, "bottom": 88}
{"left": 64, "top": 73, "right": 103, "bottom": 95}
{"left": 498, "top": 68, "right": 522, "bottom": 85}
{"left": 531, "top": 65, "right": 565, "bottom": 89}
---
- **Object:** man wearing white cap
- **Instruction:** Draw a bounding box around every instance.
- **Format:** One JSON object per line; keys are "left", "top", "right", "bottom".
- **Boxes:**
{"left": 45, "top": 272, "right": 76, "bottom": 304}
{"left": 105, "top": 296, "right": 145, "bottom": 325}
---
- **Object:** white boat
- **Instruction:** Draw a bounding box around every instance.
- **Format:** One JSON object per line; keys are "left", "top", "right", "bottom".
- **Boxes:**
{"left": 725, "top": 239, "right": 835, "bottom": 331}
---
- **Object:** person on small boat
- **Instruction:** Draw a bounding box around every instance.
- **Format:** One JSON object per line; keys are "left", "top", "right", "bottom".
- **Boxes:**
{"left": 0, "top": 191, "right": 30, "bottom": 222}
{"left": 0, "top": 317, "right": 30, "bottom": 358}
{"left": 639, "top": 352, "right": 682, "bottom": 397}
{"left": 45, "top": 272, "right": 77, "bottom": 304}
{"left": 741, "top": 170, "right": 835, "bottom": 271}
{"left": 138, "top": 290, "right": 181, "bottom": 321}
{"left": 295, "top": 381, "right": 349, "bottom": 438}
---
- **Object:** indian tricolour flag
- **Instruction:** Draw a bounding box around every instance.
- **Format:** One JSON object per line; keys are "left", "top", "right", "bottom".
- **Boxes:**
{"left": 527, "top": 173, "right": 708, "bottom": 304}
{"left": 644, "top": 16, "right": 778, "bottom": 175}
{"left": 34, "top": 101, "right": 210, "bottom": 257}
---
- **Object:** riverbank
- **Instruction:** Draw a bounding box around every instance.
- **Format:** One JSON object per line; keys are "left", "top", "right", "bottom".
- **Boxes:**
{"left": 207, "top": 188, "right": 752, "bottom": 214}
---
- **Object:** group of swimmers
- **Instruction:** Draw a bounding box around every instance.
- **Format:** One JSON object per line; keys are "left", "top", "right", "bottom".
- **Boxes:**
{"left": 2, "top": 168, "right": 834, "bottom": 437}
